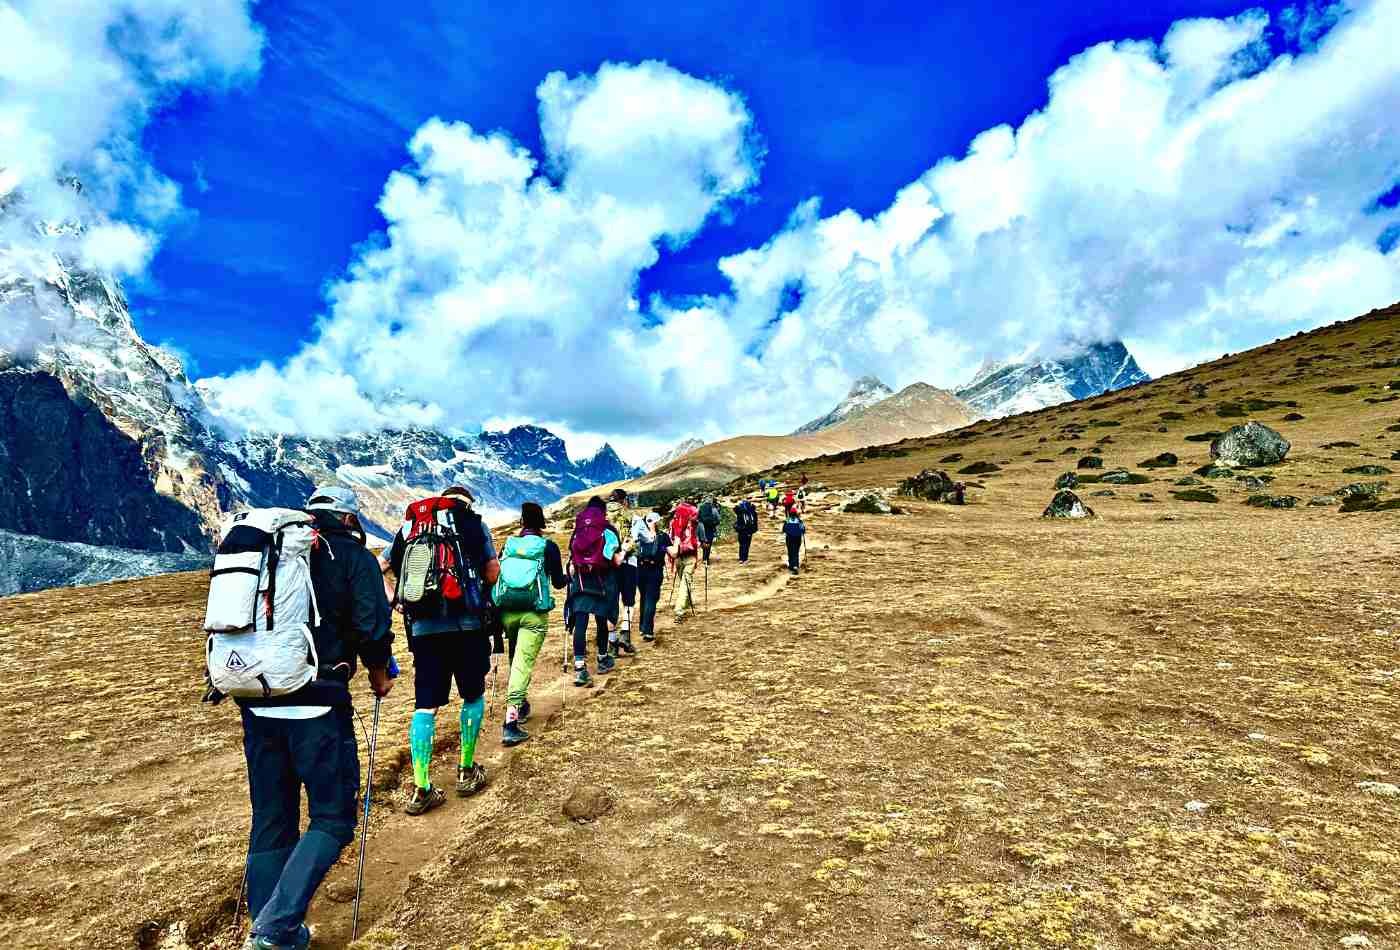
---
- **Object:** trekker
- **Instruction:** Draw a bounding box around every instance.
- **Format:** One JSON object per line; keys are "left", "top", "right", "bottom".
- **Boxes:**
{"left": 765, "top": 482, "right": 781, "bottom": 516}
{"left": 491, "top": 502, "right": 569, "bottom": 746}
{"left": 381, "top": 486, "right": 500, "bottom": 816}
{"left": 668, "top": 498, "right": 702, "bottom": 623}
{"left": 733, "top": 496, "right": 759, "bottom": 564}
{"left": 568, "top": 496, "right": 624, "bottom": 687}
{"left": 608, "top": 488, "right": 640, "bottom": 655}
{"left": 635, "top": 511, "right": 670, "bottom": 642}
{"left": 233, "top": 486, "right": 394, "bottom": 950}
{"left": 698, "top": 495, "right": 722, "bottom": 565}
{"left": 783, "top": 507, "right": 806, "bottom": 576}
{"left": 782, "top": 487, "right": 797, "bottom": 517}
{"left": 796, "top": 475, "right": 810, "bottom": 514}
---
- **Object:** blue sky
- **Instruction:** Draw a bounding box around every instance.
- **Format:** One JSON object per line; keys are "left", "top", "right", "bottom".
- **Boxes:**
{"left": 135, "top": 0, "right": 1297, "bottom": 377}
{"left": 4, "top": 0, "right": 1398, "bottom": 462}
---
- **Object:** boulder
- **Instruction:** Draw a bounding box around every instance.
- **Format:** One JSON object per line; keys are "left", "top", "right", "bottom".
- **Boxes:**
{"left": 1174, "top": 476, "right": 1203, "bottom": 486}
{"left": 1308, "top": 495, "right": 1338, "bottom": 507}
{"left": 564, "top": 784, "right": 614, "bottom": 822}
{"left": 958, "top": 461, "right": 1001, "bottom": 475}
{"left": 1101, "top": 469, "right": 1149, "bottom": 485}
{"left": 939, "top": 453, "right": 964, "bottom": 463}
{"left": 1209, "top": 422, "right": 1290, "bottom": 468}
{"left": 1245, "top": 494, "right": 1299, "bottom": 509}
{"left": 1283, "top": 412, "right": 1305, "bottom": 421}
{"left": 1140, "top": 452, "right": 1179, "bottom": 469}
{"left": 1055, "top": 472, "right": 1079, "bottom": 490}
{"left": 843, "top": 494, "right": 895, "bottom": 515}
{"left": 1077, "top": 455, "right": 1104, "bottom": 470}
{"left": 1236, "top": 475, "right": 1267, "bottom": 490}
{"left": 898, "top": 469, "right": 964, "bottom": 504}
{"left": 1172, "top": 489, "right": 1219, "bottom": 503}
{"left": 1193, "top": 463, "right": 1235, "bottom": 479}
{"left": 1042, "top": 489, "right": 1095, "bottom": 519}
{"left": 1337, "top": 482, "right": 1385, "bottom": 501}
{"left": 1343, "top": 465, "right": 1393, "bottom": 476}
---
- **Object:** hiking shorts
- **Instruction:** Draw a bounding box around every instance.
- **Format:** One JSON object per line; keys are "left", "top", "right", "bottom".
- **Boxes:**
{"left": 618, "top": 563, "right": 638, "bottom": 607}
{"left": 409, "top": 632, "right": 491, "bottom": 709}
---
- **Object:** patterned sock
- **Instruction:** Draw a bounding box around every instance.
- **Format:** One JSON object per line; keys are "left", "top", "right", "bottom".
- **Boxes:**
{"left": 505, "top": 704, "right": 519, "bottom": 724}
{"left": 459, "top": 696, "right": 484, "bottom": 768}
{"left": 409, "top": 710, "right": 436, "bottom": 790}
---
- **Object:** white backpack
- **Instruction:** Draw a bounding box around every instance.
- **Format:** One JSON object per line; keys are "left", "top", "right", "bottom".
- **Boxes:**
{"left": 203, "top": 508, "right": 321, "bottom": 699}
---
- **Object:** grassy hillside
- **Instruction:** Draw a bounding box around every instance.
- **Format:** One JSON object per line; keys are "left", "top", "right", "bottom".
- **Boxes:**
{"left": 0, "top": 303, "right": 1395, "bottom": 950}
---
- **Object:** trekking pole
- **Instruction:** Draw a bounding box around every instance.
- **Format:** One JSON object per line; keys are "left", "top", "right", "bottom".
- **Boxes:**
{"left": 704, "top": 558, "right": 709, "bottom": 607}
{"left": 351, "top": 695, "right": 382, "bottom": 942}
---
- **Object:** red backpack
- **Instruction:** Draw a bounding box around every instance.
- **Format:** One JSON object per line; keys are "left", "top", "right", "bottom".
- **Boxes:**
{"left": 570, "top": 506, "right": 611, "bottom": 574}
{"left": 670, "top": 503, "right": 700, "bottom": 555}
{"left": 401, "top": 496, "right": 466, "bottom": 601}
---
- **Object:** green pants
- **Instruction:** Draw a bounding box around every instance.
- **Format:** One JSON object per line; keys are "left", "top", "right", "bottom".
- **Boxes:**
{"left": 503, "top": 610, "right": 550, "bottom": 709}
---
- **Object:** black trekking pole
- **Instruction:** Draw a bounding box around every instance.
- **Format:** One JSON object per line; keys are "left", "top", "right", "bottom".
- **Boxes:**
{"left": 703, "top": 558, "right": 709, "bottom": 607}
{"left": 351, "top": 695, "right": 382, "bottom": 942}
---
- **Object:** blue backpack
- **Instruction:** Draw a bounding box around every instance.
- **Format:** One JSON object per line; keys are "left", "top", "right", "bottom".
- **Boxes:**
{"left": 492, "top": 534, "right": 553, "bottom": 612}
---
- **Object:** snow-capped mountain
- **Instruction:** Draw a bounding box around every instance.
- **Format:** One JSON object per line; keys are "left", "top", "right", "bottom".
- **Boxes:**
{"left": 794, "top": 376, "right": 894, "bottom": 434}
{"left": 0, "top": 183, "right": 640, "bottom": 591}
{"left": 956, "top": 341, "right": 1151, "bottom": 419}
{"left": 642, "top": 438, "right": 705, "bottom": 473}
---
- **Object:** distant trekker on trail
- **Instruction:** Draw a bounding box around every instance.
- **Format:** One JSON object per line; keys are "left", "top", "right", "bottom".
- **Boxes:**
{"left": 782, "top": 487, "right": 797, "bottom": 517}
{"left": 491, "top": 502, "right": 568, "bottom": 746}
{"left": 635, "top": 511, "right": 671, "bottom": 641}
{"left": 568, "top": 496, "right": 625, "bottom": 687}
{"left": 668, "top": 498, "right": 702, "bottom": 623}
{"left": 765, "top": 482, "right": 781, "bottom": 516}
{"left": 733, "top": 496, "right": 759, "bottom": 564}
{"left": 698, "top": 495, "right": 722, "bottom": 565}
{"left": 608, "top": 487, "right": 640, "bottom": 655}
{"left": 783, "top": 507, "right": 806, "bottom": 576}
{"left": 381, "top": 486, "right": 500, "bottom": 816}
{"left": 796, "top": 475, "right": 810, "bottom": 514}
{"left": 216, "top": 486, "right": 394, "bottom": 950}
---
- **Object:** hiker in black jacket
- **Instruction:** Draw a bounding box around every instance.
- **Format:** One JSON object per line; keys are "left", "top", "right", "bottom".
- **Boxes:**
{"left": 733, "top": 497, "right": 758, "bottom": 564}
{"left": 240, "top": 485, "right": 394, "bottom": 950}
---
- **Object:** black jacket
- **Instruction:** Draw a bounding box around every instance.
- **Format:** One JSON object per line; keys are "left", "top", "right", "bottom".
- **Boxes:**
{"left": 239, "top": 509, "right": 393, "bottom": 707}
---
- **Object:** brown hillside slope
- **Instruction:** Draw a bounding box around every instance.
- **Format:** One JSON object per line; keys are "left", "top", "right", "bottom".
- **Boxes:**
{"left": 0, "top": 303, "right": 1396, "bottom": 950}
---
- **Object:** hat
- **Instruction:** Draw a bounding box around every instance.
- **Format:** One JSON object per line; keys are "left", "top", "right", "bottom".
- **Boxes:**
{"left": 443, "top": 485, "right": 475, "bottom": 504}
{"left": 644, "top": 511, "right": 662, "bottom": 527}
{"left": 609, "top": 487, "right": 629, "bottom": 503}
{"left": 306, "top": 485, "right": 361, "bottom": 516}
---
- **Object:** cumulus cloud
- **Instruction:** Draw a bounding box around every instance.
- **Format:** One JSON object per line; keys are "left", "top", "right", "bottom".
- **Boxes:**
{"left": 0, "top": 0, "right": 263, "bottom": 312}
{"left": 206, "top": 2, "right": 1400, "bottom": 447}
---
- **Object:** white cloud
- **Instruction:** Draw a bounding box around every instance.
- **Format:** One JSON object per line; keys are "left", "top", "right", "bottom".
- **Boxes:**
{"left": 203, "top": 3, "right": 1400, "bottom": 447}
{"left": 0, "top": 0, "right": 262, "bottom": 285}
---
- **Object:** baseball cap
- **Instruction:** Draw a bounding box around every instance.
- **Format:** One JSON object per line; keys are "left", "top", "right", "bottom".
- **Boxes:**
{"left": 306, "top": 485, "right": 361, "bottom": 516}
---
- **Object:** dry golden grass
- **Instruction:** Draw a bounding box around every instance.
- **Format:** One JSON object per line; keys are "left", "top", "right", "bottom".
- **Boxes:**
{"left": 0, "top": 304, "right": 1397, "bottom": 949}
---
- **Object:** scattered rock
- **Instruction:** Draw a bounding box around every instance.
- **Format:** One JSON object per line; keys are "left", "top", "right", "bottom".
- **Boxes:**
{"left": 1340, "top": 935, "right": 1373, "bottom": 949}
{"left": 1101, "top": 469, "right": 1149, "bottom": 485}
{"left": 1337, "top": 482, "right": 1385, "bottom": 501}
{"left": 1236, "top": 475, "right": 1267, "bottom": 490}
{"left": 1054, "top": 472, "right": 1079, "bottom": 490}
{"left": 1210, "top": 422, "right": 1290, "bottom": 467}
{"left": 1283, "top": 412, "right": 1305, "bottom": 421}
{"left": 939, "top": 453, "right": 963, "bottom": 463}
{"left": 958, "top": 461, "right": 1001, "bottom": 475}
{"left": 1174, "top": 476, "right": 1203, "bottom": 486}
{"left": 1077, "top": 455, "right": 1104, "bottom": 470}
{"left": 1308, "top": 495, "right": 1339, "bottom": 507}
{"left": 1343, "top": 465, "right": 1392, "bottom": 476}
{"left": 1322, "top": 441, "right": 1360, "bottom": 449}
{"left": 1357, "top": 781, "right": 1400, "bottom": 798}
{"left": 1042, "top": 489, "right": 1095, "bottom": 519}
{"left": 1184, "top": 800, "right": 1209, "bottom": 813}
{"left": 1090, "top": 490, "right": 1116, "bottom": 497}
{"left": 1137, "top": 492, "right": 1156, "bottom": 502}
{"left": 1159, "top": 411, "right": 1185, "bottom": 421}
{"left": 1325, "top": 384, "right": 1359, "bottom": 394}
{"left": 1172, "top": 489, "right": 1219, "bottom": 503}
{"left": 1193, "top": 463, "right": 1235, "bottom": 479}
{"left": 1245, "top": 494, "right": 1299, "bottom": 509}
{"left": 564, "top": 784, "right": 614, "bottom": 822}
{"left": 1185, "top": 430, "right": 1223, "bottom": 443}
{"left": 1139, "top": 452, "right": 1178, "bottom": 469}
{"left": 897, "top": 470, "right": 964, "bottom": 504}
{"left": 1392, "top": 450, "right": 1400, "bottom": 461}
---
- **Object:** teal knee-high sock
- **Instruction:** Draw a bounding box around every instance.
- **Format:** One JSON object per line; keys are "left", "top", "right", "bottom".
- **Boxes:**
{"left": 460, "top": 696, "right": 484, "bottom": 769}
{"left": 410, "top": 710, "right": 436, "bottom": 790}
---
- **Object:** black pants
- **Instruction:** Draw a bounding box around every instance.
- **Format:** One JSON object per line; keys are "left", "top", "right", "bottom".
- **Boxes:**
{"left": 240, "top": 706, "right": 358, "bottom": 943}
{"left": 638, "top": 565, "right": 664, "bottom": 635}
{"left": 410, "top": 633, "right": 490, "bottom": 709}
{"left": 737, "top": 531, "right": 753, "bottom": 562}
{"left": 786, "top": 536, "right": 802, "bottom": 571}
{"left": 572, "top": 610, "right": 609, "bottom": 659}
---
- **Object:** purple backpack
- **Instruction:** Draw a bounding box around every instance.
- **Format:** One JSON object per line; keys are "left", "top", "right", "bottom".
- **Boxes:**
{"left": 570, "top": 506, "right": 610, "bottom": 574}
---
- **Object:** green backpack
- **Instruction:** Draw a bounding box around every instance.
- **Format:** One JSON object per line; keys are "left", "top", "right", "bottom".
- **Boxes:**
{"left": 492, "top": 534, "right": 553, "bottom": 612}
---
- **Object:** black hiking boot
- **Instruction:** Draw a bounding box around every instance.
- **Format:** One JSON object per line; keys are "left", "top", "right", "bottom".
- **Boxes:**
{"left": 574, "top": 666, "right": 593, "bottom": 688}
{"left": 518, "top": 698, "right": 532, "bottom": 723}
{"left": 502, "top": 720, "right": 529, "bottom": 747}
{"left": 641, "top": 631, "right": 655, "bottom": 642}
{"left": 617, "top": 633, "right": 637, "bottom": 655}
{"left": 456, "top": 763, "right": 487, "bottom": 797}
{"left": 245, "top": 925, "right": 310, "bottom": 950}
{"left": 404, "top": 785, "right": 446, "bottom": 816}
{"left": 597, "top": 654, "right": 616, "bottom": 674}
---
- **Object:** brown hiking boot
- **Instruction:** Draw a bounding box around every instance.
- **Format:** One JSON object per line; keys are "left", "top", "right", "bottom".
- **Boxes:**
{"left": 456, "top": 763, "right": 487, "bottom": 797}
{"left": 404, "top": 785, "right": 446, "bottom": 816}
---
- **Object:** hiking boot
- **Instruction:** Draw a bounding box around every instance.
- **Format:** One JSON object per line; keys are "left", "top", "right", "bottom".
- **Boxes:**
{"left": 518, "top": 698, "right": 532, "bottom": 723}
{"left": 641, "top": 631, "right": 655, "bottom": 642}
{"left": 404, "top": 785, "right": 446, "bottom": 816}
{"left": 502, "top": 720, "right": 529, "bottom": 747}
{"left": 574, "top": 667, "right": 593, "bottom": 688}
{"left": 597, "top": 654, "right": 616, "bottom": 674}
{"left": 456, "top": 763, "right": 487, "bottom": 797}
{"left": 617, "top": 636, "right": 637, "bottom": 656}
{"left": 245, "top": 926, "right": 310, "bottom": 950}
